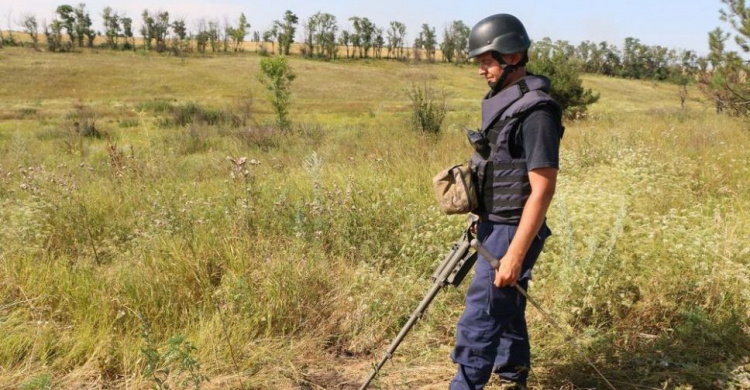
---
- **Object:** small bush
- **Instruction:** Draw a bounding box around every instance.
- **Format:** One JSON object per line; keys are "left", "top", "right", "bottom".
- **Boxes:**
{"left": 139, "top": 100, "right": 243, "bottom": 128}
{"left": 20, "top": 373, "right": 52, "bottom": 390}
{"left": 171, "top": 102, "right": 203, "bottom": 126}
{"left": 162, "top": 123, "right": 215, "bottom": 155}
{"left": 236, "top": 95, "right": 254, "bottom": 127}
{"left": 200, "top": 107, "right": 241, "bottom": 127}
{"left": 294, "top": 122, "right": 325, "bottom": 145}
{"left": 18, "top": 107, "right": 38, "bottom": 118}
{"left": 406, "top": 83, "right": 447, "bottom": 134}
{"left": 66, "top": 102, "right": 103, "bottom": 139}
{"left": 259, "top": 56, "right": 296, "bottom": 130}
{"left": 51, "top": 103, "right": 105, "bottom": 155}
{"left": 118, "top": 118, "right": 140, "bottom": 128}
{"left": 174, "top": 104, "right": 241, "bottom": 127}
{"left": 233, "top": 125, "right": 282, "bottom": 151}
{"left": 136, "top": 99, "right": 176, "bottom": 113}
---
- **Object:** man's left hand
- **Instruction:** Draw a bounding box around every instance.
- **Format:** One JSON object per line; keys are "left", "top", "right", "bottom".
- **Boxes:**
{"left": 494, "top": 253, "right": 523, "bottom": 287}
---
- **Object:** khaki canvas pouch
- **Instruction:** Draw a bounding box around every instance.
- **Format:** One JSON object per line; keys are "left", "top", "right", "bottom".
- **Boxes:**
{"left": 432, "top": 164, "right": 477, "bottom": 214}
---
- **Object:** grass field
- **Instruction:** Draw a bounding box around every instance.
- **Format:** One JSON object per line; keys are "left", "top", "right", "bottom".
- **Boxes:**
{"left": 0, "top": 46, "right": 748, "bottom": 390}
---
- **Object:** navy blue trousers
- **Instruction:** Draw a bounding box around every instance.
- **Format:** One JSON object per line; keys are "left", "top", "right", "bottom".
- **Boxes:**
{"left": 450, "top": 222, "right": 550, "bottom": 389}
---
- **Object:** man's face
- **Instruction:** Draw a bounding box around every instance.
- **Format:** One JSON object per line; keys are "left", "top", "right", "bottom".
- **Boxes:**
{"left": 476, "top": 52, "right": 506, "bottom": 84}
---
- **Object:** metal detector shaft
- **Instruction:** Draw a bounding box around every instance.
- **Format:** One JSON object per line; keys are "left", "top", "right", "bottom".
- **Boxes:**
{"left": 358, "top": 282, "right": 443, "bottom": 390}
{"left": 359, "top": 236, "right": 472, "bottom": 390}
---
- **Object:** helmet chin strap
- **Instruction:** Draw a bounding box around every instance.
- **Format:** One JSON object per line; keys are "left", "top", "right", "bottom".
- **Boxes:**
{"left": 489, "top": 64, "right": 518, "bottom": 94}
{"left": 488, "top": 51, "right": 521, "bottom": 94}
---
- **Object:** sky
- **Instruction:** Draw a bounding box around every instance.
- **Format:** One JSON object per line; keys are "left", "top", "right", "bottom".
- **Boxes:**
{"left": 0, "top": 0, "right": 741, "bottom": 56}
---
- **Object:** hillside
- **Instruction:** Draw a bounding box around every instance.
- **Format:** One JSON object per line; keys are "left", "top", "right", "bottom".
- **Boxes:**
{"left": 0, "top": 46, "right": 748, "bottom": 389}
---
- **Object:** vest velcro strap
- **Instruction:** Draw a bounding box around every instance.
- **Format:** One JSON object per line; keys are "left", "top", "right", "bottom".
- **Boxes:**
{"left": 494, "top": 162, "right": 527, "bottom": 170}
{"left": 493, "top": 187, "right": 531, "bottom": 195}
{"left": 491, "top": 199, "right": 527, "bottom": 207}
{"left": 493, "top": 175, "right": 529, "bottom": 183}
{"left": 485, "top": 210, "right": 524, "bottom": 223}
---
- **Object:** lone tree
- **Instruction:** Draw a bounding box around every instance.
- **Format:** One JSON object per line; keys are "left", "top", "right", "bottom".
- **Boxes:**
{"left": 122, "top": 16, "right": 133, "bottom": 50}
{"left": 44, "top": 19, "right": 65, "bottom": 52}
{"left": 671, "top": 49, "right": 699, "bottom": 110}
{"left": 275, "top": 10, "right": 298, "bottom": 55}
{"left": 312, "top": 12, "right": 338, "bottom": 60}
{"left": 374, "top": 27, "right": 384, "bottom": 58}
{"left": 302, "top": 13, "right": 317, "bottom": 57}
{"left": 171, "top": 18, "right": 188, "bottom": 53}
{"left": 102, "top": 7, "right": 120, "bottom": 49}
{"left": 441, "top": 20, "right": 470, "bottom": 63}
{"left": 338, "top": 30, "right": 351, "bottom": 58}
{"left": 56, "top": 5, "right": 77, "bottom": 46}
{"left": 73, "top": 3, "right": 94, "bottom": 48}
{"left": 259, "top": 56, "right": 296, "bottom": 130}
{"left": 359, "top": 17, "right": 376, "bottom": 58}
{"left": 227, "top": 12, "right": 250, "bottom": 52}
{"left": 140, "top": 10, "right": 154, "bottom": 51}
{"left": 153, "top": 11, "right": 170, "bottom": 52}
{"left": 21, "top": 14, "right": 39, "bottom": 49}
{"left": 262, "top": 26, "right": 277, "bottom": 54}
{"left": 701, "top": 0, "right": 749, "bottom": 116}
{"left": 418, "top": 23, "right": 437, "bottom": 62}
{"left": 350, "top": 17, "right": 375, "bottom": 58}
{"left": 387, "top": 21, "right": 407, "bottom": 60}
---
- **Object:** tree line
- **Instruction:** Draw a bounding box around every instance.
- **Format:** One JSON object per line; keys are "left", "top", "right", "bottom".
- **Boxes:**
{"left": 1, "top": 1, "right": 747, "bottom": 116}
{"left": 1, "top": 4, "right": 466, "bottom": 62}
{"left": 0, "top": 3, "right": 701, "bottom": 69}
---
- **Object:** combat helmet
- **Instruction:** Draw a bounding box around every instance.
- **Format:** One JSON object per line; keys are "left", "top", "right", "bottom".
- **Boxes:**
{"left": 468, "top": 14, "right": 531, "bottom": 58}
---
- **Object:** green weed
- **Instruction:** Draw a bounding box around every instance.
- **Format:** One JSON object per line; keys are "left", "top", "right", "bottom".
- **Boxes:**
{"left": 20, "top": 373, "right": 52, "bottom": 390}
{"left": 17, "top": 107, "right": 38, "bottom": 118}
{"left": 138, "top": 313, "right": 207, "bottom": 389}
{"left": 118, "top": 117, "right": 140, "bottom": 128}
{"left": 136, "top": 99, "right": 176, "bottom": 113}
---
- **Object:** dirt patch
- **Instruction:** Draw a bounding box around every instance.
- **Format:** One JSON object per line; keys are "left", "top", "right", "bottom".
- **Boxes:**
{"left": 297, "top": 368, "right": 361, "bottom": 390}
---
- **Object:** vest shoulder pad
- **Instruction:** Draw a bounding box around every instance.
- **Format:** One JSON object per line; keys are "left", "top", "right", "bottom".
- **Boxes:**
{"left": 500, "top": 90, "right": 558, "bottom": 121}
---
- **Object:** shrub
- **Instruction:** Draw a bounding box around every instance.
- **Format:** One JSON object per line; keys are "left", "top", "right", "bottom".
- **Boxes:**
{"left": 66, "top": 102, "right": 103, "bottom": 138}
{"left": 233, "top": 125, "right": 282, "bottom": 151}
{"left": 138, "top": 100, "right": 242, "bottom": 128}
{"left": 171, "top": 102, "right": 203, "bottom": 126}
{"left": 528, "top": 51, "right": 600, "bottom": 119}
{"left": 406, "top": 83, "right": 447, "bottom": 134}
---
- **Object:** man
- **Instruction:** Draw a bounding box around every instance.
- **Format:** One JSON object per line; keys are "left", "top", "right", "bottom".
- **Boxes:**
{"left": 450, "top": 14, "right": 564, "bottom": 390}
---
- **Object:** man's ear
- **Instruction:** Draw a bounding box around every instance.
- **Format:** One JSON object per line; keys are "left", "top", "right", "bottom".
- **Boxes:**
{"left": 506, "top": 52, "right": 523, "bottom": 66}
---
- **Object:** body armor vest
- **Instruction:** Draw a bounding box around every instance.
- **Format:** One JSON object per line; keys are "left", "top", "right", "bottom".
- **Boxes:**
{"left": 470, "top": 75, "right": 561, "bottom": 224}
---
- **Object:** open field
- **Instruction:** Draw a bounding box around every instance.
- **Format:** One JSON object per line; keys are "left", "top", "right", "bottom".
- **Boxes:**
{"left": 0, "top": 46, "right": 748, "bottom": 389}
